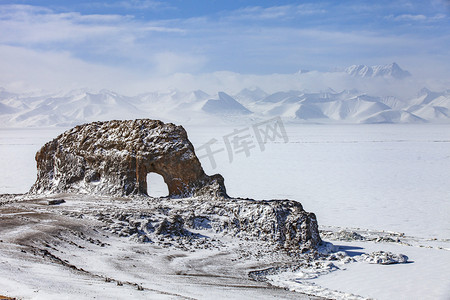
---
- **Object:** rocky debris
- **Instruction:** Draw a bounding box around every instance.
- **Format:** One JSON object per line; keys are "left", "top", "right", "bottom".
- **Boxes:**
{"left": 249, "top": 246, "right": 408, "bottom": 299}
{"left": 320, "top": 229, "right": 365, "bottom": 241}
{"left": 373, "top": 236, "right": 402, "bottom": 243}
{"left": 29, "top": 119, "right": 227, "bottom": 198}
{"left": 325, "top": 251, "right": 355, "bottom": 263}
{"left": 360, "top": 251, "right": 408, "bottom": 265}
{"left": 249, "top": 246, "right": 360, "bottom": 282}
{"left": 155, "top": 215, "right": 185, "bottom": 236}
{"left": 88, "top": 197, "right": 322, "bottom": 254}
{"left": 249, "top": 258, "right": 338, "bottom": 281}
{"left": 319, "top": 228, "right": 409, "bottom": 245}
{"left": 0, "top": 194, "right": 23, "bottom": 206}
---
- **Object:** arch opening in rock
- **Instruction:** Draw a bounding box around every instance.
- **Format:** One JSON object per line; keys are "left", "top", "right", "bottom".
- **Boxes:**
{"left": 146, "top": 172, "right": 169, "bottom": 198}
{"left": 30, "top": 119, "right": 228, "bottom": 198}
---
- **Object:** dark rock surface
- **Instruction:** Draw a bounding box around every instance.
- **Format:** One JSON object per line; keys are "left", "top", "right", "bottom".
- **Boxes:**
{"left": 30, "top": 119, "right": 227, "bottom": 198}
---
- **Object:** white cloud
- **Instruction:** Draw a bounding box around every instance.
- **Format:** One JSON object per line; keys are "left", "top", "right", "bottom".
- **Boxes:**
{"left": 295, "top": 4, "right": 327, "bottom": 15}
{"left": 0, "top": 4, "right": 51, "bottom": 15}
{"left": 0, "top": 45, "right": 137, "bottom": 94}
{"left": 388, "top": 13, "right": 447, "bottom": 22}
{"left": 97, "top": 0, "right": 172, "bottom": 11}
{"left": 226, "top": 6, "right": 291, "bottom": 20}
{"left": 140, "top": 26, "right": 185, "bottom": 33}
{"left": 395, "top": 14, "right": 428, "bottom": 21}
{"left": 2, "top": 44, "right": 450, "bottom": 99}
{"left": 116, "top": 0, "right": 167, "bottom": 10}
{"left": 0, "top": 46, "right": 205, "bottom": 95}
{"left": 0, "top": 5, "right": 183, "bottom": 45}
{"left": 431, "top": 13, "right": 447, "bottom": 20}
{"left": 0, "top": 3, "right": 449, "bottom": 97}
{"left": 225, "top": 4, "right": 326, "bottom": 21}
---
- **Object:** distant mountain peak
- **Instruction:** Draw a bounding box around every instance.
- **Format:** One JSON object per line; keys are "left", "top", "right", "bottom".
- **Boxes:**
{"left": 202, "top": 92, "right": 252, "bottom": 115}
{"left": 346, "top": 63, "right": 411, "bottom": 79}
{"left": 235, "top": 87, "right": 268, "bottom": 103}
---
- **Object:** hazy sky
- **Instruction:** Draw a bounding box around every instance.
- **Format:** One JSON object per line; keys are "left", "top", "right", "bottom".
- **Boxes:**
{"left": 1, "top": 0, "right": 449, "bottom": 94}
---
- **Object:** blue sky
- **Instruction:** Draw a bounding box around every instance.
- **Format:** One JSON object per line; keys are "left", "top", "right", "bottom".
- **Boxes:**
{"left": 0, "top": 0, "right": 449, "bottom": 93}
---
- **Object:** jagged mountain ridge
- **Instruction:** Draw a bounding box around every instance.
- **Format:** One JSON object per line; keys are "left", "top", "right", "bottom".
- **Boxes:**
{"left": 1, "top": 86, "right": 449, "bottom": 127}
{"left": 346, "top": 63, "right": 411, "bottom": 79}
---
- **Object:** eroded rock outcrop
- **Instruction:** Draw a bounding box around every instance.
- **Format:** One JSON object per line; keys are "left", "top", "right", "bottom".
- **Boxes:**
{"left": 30, "top": 119, "right": 227, "bottom": 197}
{"left": 28, "top": 119, "right": 322, "bottom": 253}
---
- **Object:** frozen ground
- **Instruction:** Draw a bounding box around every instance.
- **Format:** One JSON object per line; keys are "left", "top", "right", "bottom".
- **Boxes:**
{"left": 1, "top": 193, "right": 449, "bottom": 300}
{"left": 1, "top": 124, "right": 450, "bottom": 299}
{"left": 187, "top": 124, "right": 450, "bottom": 240}
{"left": 0, "top": 194, "right": 319, "bottom": 300}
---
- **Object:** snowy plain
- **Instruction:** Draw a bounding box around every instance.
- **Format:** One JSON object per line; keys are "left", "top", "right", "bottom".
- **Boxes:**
{"left": 1, "top": 123, "right": 450, "bottom": 299}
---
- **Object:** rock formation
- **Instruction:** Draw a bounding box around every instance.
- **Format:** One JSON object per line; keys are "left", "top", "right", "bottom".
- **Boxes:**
{"left": 29, "top": 118, "right": 322, "bottom": 253}
{"left": 30, "top": 119, "right": 227, "bottom": 197}
{"left": 96, "top": 197, "right": 322, "bottom": 253}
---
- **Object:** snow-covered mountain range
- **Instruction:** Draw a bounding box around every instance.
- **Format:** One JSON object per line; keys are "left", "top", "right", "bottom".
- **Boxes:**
{"left": 1, "top": 62, "right": 449, "bottom": 127}
{"left": 1, "top": 86, "right": 449, "bottom": 127}
{"left": 345, "top": 62, "right": 411, "bottom": 79}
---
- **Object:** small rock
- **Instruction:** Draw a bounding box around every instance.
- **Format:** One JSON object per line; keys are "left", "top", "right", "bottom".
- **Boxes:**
{"left": 336, "top": 230, "right": 364, "bottom": 241}
{"left": 360, "top": 251, "right": 408, "bottom": 264}
{"left": 48, "top": 199, "right": 65, "bottom": 205}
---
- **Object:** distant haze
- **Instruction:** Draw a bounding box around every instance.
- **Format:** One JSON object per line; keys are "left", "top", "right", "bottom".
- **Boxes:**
{"left": 0, "top": 1, "right": 449, "bottom": 95}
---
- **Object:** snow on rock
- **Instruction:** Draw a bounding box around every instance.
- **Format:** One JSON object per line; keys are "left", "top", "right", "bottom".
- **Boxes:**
{"left": 330, "top": 230, "right": 365, "bottom": 241}
{"left": 359, "top": 251, "right": 408, "bottom": 265}
{"left": 29, "top": 119, "right": 227, "bottom": 198}
{"left": 93, "top": 196, "right": 322, "bottom": 254}
{"left": 1, "top": 193, "right": 322, "bottom": 260}
{"left": 28, "top": 119, "right": 322, "bottom": 253}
